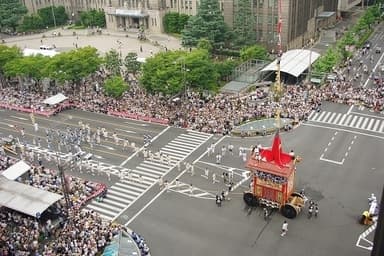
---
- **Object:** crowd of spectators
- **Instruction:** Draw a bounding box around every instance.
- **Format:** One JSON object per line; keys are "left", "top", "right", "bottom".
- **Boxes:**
{"left": 0, "top": 152, "right": 117, "bottom": 256}
{"left": 0, "top": 71, "right": 383, "bottom": 135}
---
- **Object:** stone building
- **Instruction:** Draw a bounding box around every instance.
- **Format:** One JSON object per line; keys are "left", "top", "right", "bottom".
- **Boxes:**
{"left": 22, "top": 0, "right": 362, "bottom": 49}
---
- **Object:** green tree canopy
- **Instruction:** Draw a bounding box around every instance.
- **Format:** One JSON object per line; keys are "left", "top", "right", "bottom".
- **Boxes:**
{"left": 124, "top": 52, "right": 141, "bottom": 76}
{"left": 0, "top": 45, "right": 22, "bottom": 73}
{"left": 140, "top": 49, "right": 218, "bottom": 95}
{"left": 104, "top": 76, "right": 129, "bottom": 98}
{"left": 0, "top": 0, "right": 27, "bottom": 32}
{"left": 18, "top": 14, "right": 44, "bottom": 32}
{"left": 38, "top": 6, "right": 68, "bottom": 27}
{"left": 80, "top": 10, "right": 106, "bottom": 27}
{"left": 45, "top": 47, "right": 102, "bottom": 84}
{"left": 181, "top": 0, "right": 230, "bottom": 48}
{"left": 104, "top": 49, "right": 121, "bottom": 76}
{"left": 232, "top": 0, "right": 256, "bottom": 47}
{"left": 4, "top": 55, "right": 49, "bottom": 81}
{"left": 240, "top": 45, "right": 269, "bottom": 61}
{"left": 197, "top": 38, "right": 213, "bottom": 53}
{"left": 163, "top": 13, "right": 190, "bottom": 34}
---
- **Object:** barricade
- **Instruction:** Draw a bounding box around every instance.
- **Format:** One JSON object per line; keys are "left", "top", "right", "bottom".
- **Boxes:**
{"left": 108, "top": 111, "right": 169, "bottom": 125}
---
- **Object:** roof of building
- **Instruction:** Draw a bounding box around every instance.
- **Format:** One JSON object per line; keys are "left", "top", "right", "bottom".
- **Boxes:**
{"left": 261, "top": 49, "right": 320, "bottom": 77}
{"left": 0, "top": 176, "right": 62, "bottom": 217}
{"left": 2, "top": 160, "right": 30, "bottom": 181}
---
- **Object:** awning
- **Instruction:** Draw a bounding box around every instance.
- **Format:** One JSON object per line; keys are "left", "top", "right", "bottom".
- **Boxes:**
{"left": 261, "top": 49, "right": 320, "bottom": 77}
{"left": 115, "top": 9, "right": 149, "bottom": 17}
{"left": 317, "top": 11, "right": 335, "bottom": 18}
{"left": 2, "top": 160, "right": 31, "bottom": 180}
{"left": 43, "top": 93, "right": 68, "bottom": 105}
{"left": 0, "top": 176, "right": 63, "bottom": 217}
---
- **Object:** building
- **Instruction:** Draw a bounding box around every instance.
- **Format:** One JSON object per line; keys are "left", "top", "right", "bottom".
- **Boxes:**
{"left": 338, "top": 0, "right": 363, "bottom": 13}
{"left": 23, "top": 0, "right": 344, "bottom": 49}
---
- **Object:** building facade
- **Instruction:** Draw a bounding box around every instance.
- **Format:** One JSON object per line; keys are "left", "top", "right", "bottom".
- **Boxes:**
{"left": 23, "top": 0, "right": 345, "bottom": 49}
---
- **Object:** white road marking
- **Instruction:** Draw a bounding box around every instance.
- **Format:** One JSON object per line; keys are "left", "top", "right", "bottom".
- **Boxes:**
{"left": 10, "top": 115, "right": 28, "bottom": 120}
{"left": 319, "top": 156, "right": 344, "bottom": 165}
{"left": 124, "top": 122, "right": 148, "bottom": 126}
{"left": 302, "top": 123, "right": 384, "bottom": 140}
{"left": 350, "top": 111, "right": 384, "bottom": 120}
{"left": 98, "top": 144, "right": 115, "bottom": 150}
{"left": 94, "top": 155, "right": 104, "bottom": 159}
{"left": 119, "top": 126, "right": 171, "bottom": 167}
{"left": 115, "top": 128, "right": 136, "bottom": 134}
{"left": 346, "top": 105, "right": 354, "bottom": 115}
{"left": 364, "top": 50, "right": 384, "bottom": 88}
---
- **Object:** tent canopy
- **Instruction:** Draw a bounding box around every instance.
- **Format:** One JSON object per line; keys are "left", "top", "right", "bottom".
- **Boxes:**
{"left": 261, "top": 49, "right": 320, "bottom": 77}
{"left": 23, "top": 48, "right": 58, "bottom": 57}
{"left": 2, "top": 160, "right": 31, "bottom": 180}
{"left": 43, "top": 93, "right": 68, "bottom": 105}
{"left": 0, "top": 176, "right": 62, "bottom": 217}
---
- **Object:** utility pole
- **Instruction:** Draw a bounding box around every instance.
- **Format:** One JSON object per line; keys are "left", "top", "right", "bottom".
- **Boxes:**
{"left": 273, "top": 0, "right": 283, "bottom": 130}
{"left": 51, "top": 1, "right": 57, "bottom": 28}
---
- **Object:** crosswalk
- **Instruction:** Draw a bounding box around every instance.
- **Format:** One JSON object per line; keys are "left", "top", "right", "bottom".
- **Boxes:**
{"left": 85, "top": 130, "right": 212, "bottom": 220}
{"left": 308, "top": 111, "right": 384, "bottom": 133}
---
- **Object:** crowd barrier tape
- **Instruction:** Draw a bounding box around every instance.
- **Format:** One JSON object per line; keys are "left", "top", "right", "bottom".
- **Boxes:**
{"left": 108, "top": 111, "right": 169, "bottom": 125}
{"left": 0, "top": 102, "right": 75, "bottom": 117}
{"left": 75, "top": 183, "right": 107, "bottom": 210}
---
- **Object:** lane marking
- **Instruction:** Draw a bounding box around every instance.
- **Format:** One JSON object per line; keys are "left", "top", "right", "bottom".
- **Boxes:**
{"left": 115, "top": 128, "right": 136, "bottom": 134}
{"left": 124, "top": 122, "right": 148, "bottom": 127}
{"left": 319, "top": 156, "right": 344, "bottom": 165}
{"left": 119, "top": 126, "right": 171, "bottom": 166}
{"left": 301, "top": 122, "right": 384, "bottom": 140}
{"left": 98, "top": 144, "right": 115, "bottom": 150}
{"left": 10, "top": 115, "right": 28, "bottom": 120}
{"left": 364, "top": 50, "right": 384, "bottom": 88}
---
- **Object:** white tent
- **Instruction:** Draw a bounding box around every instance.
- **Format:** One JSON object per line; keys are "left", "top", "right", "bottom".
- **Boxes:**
{"left": 0, "top": 176, "right": 63, "bottom": 217}
{"left": 261, "top": 49, "right": 320, "bottom": 77}
{"left": 43, "top": 93, "right": 68, "bottom": 105}
{"left": 2, "top": 160, "right": 31, "bottom": 180}
{"left": 23, "top": 48, "right": 58, "bottom": 57}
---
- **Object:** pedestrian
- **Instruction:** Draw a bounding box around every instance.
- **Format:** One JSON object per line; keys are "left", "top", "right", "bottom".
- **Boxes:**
{"left": 314, "top": 204, "right": 319, "bottom": 217}
{"left": 204, "top": 168, "right": 209, "bottom": 178}
{"left": 216, "top": 154, "right": 221, "bottom": 164}
{"left": 281, "top": 221, "right": 288, "bottom": 236}
{"left": 263, "top": 207, "right": 269, "bottom": 221}
{"left": 158, "top": 176, "right": 164, "bottom": 189}
{"left": 139, "top": 175, "right": 144, "bottom": 184}
{"left": 34, "top": 122, "right": 39, "bottom": 132}
{"left": 190, "top": 165, "right": 194, "bottom": 176}
{"left": 189, "top": 184, "right": 194, "bottom": 195}
{"left": 308, "top": 205, "right": 313, "bottom": 219}
{"left": 212, "top": 173, "right": 217, "bottom": 184}
{"left": 216, "top": 194, "right": 222, "bottom": 207}
{"left": 164, "top": 180, "right": 169, "bottom": 192}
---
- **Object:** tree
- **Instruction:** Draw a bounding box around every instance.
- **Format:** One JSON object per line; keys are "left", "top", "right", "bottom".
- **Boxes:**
{"left": 0, "top": 0, "right": 27, "bottom": 32}
{"left": 0, "top": 45, "right": 22, "bottom": 87}
{"left": 240, "top": 45, "right": 269, "bottom": 61}
{"left": 45, "top": 47, "right": 102, "bottom": 86}
{"left": 124, "top": 52, "right": 141, "bottom": 76}
{"left": 18, "top": 15, "right": 44, "bottom": 31}
{"left": 163, "top": 13, "right": 190, "bottom": 34}
{"left": 104, "top": 76, "right": 129, "bottom": 98}
{"left": 214, "top": 59, "right": 238, "bottom": 81}
{"left": 197, "top": 38, "right": 213, "bottom": 53}
{"left": 104, "top": 49, "right": 121, "bottom": 76}
{"left": 80, "top": 10, "right": 106, "bottom": 28}
{"left": 140, "top": 49, "right": 219, "bottom": 95}
{"left": 37, "top": 6, "right": 68, "bottom": 27}
{"left": 232, "top": 0, "right": 256, "bottom": 47}
{"left": 181, "top": 0, "right": 230, "bottom": 48}
{"left": 4, "top": 55, "right": 50, "bottom": 88}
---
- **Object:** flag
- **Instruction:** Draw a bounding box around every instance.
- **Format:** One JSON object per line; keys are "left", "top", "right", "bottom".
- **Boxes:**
{"left": 271, "top": 131, "right": 283, "bottom": 166}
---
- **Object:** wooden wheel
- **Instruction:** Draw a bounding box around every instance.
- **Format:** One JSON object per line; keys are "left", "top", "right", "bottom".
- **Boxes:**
{"left": 243, "top": 192, "right": 259, "bottom": 207}
{"left": 281, "top": 203, "right": 298, "bottom": 219}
